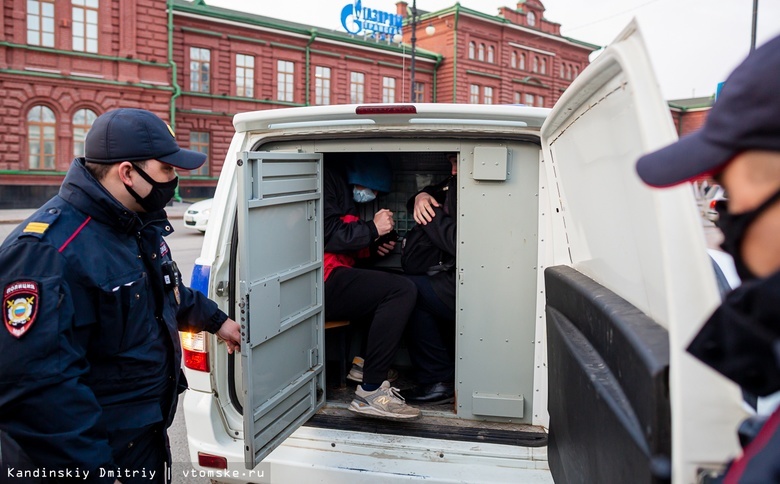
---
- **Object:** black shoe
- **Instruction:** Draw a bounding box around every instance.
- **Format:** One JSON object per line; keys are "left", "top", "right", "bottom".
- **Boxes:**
{"left": 401, "top": 382, "right": 455, "bottom": 404}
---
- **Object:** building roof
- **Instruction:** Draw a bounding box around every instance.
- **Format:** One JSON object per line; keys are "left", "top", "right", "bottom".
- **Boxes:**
{"left": 173, "top": 0, "right": 441, "bottom": 61}
{"left": 667, "top": 96, "right": 715, "bottom": 111}
{"left": 421, "top": 3, "right": 601, "bottom": 52}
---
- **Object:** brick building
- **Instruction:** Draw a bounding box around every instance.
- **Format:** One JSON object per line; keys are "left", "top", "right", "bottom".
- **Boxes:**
{"left": 668, "top": 96, "right": 714, "bottom": 137}
{"left": 0, "top": 0, "right": 701, "bottom": 208}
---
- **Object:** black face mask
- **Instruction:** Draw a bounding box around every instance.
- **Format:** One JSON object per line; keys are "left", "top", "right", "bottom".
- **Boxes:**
{"left": 125, "top": 164, "right": 178, "bottom": 213}
{"left": 715, "top": 187, "right": 780, "bottom": 281}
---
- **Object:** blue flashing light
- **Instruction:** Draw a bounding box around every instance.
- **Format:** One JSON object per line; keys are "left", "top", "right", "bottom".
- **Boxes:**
{"left": 191, "top": 263, "right": 211, "bottom": 296}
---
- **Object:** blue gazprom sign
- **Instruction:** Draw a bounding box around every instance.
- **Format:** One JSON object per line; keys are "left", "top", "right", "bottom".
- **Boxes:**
{"left": 341, "top": 0, "right": 403, "bottom": 40}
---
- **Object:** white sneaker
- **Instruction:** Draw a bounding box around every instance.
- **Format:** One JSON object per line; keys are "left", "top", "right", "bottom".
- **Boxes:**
{"left": 349, "top": 381, "right": 421, "bottom": 420}
{"left": 347, "top": 356, "right": 399, "bottom": 383}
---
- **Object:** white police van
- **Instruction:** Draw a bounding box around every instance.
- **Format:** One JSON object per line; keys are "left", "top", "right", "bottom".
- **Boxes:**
{"left": 181, "top": 23, "right": 747, "bottom": 483}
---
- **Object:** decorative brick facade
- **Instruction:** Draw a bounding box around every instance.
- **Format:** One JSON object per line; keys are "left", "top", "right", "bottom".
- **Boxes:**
{"left": 0, "top": 0, "right": 708, "bottom": 208}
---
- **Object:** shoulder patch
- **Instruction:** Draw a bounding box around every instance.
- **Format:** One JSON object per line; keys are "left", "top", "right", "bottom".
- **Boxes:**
{"left": 20, "top": 208, "right": 61, "bottom": 239}
{"left": 4, "top": 281, "right": 39, "bottom": 339}
{"left": 160, "top": 240, "right": 170, "bottom": 258}
{"left": 23, "top": 222, "right": 50, "bottom": 234}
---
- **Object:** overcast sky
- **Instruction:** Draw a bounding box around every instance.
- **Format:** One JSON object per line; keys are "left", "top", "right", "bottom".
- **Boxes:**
{"left": 208, "top": 0, "right": 780, "bottom": 101}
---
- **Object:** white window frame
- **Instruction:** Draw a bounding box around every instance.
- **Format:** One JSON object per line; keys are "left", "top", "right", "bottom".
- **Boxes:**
{"left": 315, "top": 66, "right": 331, "bottom": 105}
{"left": 27, "top": 0, "right": 55, "bottom": 47}
{"left": 72, "top": 0, "right": 98, "bottom": 53}
{"left": 382, "top": 77, "right": 395, "bottom": 103}
{"left": 350, "top": 72, "right": 365, "bottom": 104}
{"left": 277, "top": 60, "right": 295, "bottom": 102}
{"left": 236, "top": 54, "right": 255, "bottom": 97}
{"left": 190, "top": 47, "right": 211, "bottom": 93}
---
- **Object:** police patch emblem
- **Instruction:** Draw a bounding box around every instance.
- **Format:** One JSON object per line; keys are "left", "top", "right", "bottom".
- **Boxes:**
{"left": 3, "top": 281, "right": 39, "bottom": 339}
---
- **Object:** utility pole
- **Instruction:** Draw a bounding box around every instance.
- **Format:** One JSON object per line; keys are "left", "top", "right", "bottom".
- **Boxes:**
{"left": 750, "top": 0, "right": 758, "bottom": 51}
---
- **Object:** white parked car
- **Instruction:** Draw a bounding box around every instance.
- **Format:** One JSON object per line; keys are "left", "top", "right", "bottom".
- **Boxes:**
{"left": 183, "top": 198, "right": 212, "bottom": 233}
{"left": 180, "top": 23, "right": 746, "bottom": 484}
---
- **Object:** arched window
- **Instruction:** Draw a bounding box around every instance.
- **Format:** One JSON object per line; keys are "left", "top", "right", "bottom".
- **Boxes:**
{"left": 478, "top": 44, "right": 485, "bottom": 61}
{"left": 469, "top": 42, "right": 475, "bottom": 59}
{"left": 511, "top": 51, "right": 517, "bottom": 68}
{"left": 73, "top": 108, "right": 97, "bottom": 157}
{"left": 541, "top": 58, "right": 547, "bottom": 75}
{"left": 28, "top": 105, "right": 56, "bottom": 170}
{"left": 527, "top": 11, "right": 536, "bottom": 27}
{"left": 566, "top": 64, "right": 572, "bottom": 80}
{"left": 560, "top": 63, "right": 565, "bottom": 78}
{"left": 574, "top": 66, "right": 580, "bottom": 78}
{"left": 532, "top": 56, "right": 539, "bottom": 73}
{"left": 488, "top": 46, "right": 495, "bottom": 63}
{"left": 520, "top": 53, "right": 526, "bottom": 70}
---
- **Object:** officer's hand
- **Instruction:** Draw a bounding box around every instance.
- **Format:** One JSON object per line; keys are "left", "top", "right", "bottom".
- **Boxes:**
{"left": 217, "top": 318, "right": 241, "bottom": 354}
{"left": 373, "top": 209, "right": 394, "bottom": 236}
{"left": 414, "top": 193, "right": 439, "bottom": 225}
{"left": 376, "top": 240, "right": 395, "bottom": 257}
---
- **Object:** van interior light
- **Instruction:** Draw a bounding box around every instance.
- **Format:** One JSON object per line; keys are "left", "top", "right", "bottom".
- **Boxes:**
{"left": 356, "top": 105, "right": 417, "bottom": 115}
{"left": 181, "top": 331, "right": 209, "bottom": 372}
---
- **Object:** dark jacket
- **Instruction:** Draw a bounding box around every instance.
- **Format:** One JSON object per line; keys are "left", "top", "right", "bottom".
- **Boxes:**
{"left": 686, "top": 270, "right": 780, "bottom": 483}
{"left": 323, "top": 166, "right": 379, "bottom": 280}
{"left": 0, "top": 159, "right": 226, "bottom": 479}
{"left": 406, "top": 175, "right": 457, "bottom": 311}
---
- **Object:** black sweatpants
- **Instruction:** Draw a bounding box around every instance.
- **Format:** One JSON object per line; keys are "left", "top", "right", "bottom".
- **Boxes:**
{"left": 324, "top": 267, "right": 417, "bottom": 385}
{"left": 405, "top": 275, "right": 456, "bottom": 384}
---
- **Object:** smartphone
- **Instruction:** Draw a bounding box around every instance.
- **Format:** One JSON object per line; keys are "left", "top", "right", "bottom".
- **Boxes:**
{"left": 376, "top": 229, "right": 399, "bottom": 245}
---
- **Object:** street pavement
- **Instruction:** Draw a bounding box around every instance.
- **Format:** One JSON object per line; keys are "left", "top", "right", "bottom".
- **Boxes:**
{"left": 0, "top": 201, "right": 191, "bottom": 224}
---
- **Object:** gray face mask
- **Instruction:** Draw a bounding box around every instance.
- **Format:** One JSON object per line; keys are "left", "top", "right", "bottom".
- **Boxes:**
{"left": 353, "top": 187, "right": 376, "bottom": 203}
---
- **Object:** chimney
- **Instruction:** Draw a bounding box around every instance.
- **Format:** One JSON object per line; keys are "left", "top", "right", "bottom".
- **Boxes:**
{"left": 396, "top": 1, "right": 408, "bottom": 18}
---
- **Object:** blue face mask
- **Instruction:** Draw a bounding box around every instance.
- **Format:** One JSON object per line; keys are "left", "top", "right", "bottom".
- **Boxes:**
{"left": 353, "top": 187, "right": 376, "bottom": 203}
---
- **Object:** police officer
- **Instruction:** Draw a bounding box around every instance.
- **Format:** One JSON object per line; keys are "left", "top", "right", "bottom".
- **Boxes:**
{"left": 0, "top": 108, "right": 241, "bottom": 483}
{"left": 636, "top": 35, "right": 780, "bottom": 482}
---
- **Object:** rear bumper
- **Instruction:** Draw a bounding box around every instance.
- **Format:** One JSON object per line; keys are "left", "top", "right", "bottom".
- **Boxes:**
{"left": 182, "top": 390, "right": 552, "bottom": 483}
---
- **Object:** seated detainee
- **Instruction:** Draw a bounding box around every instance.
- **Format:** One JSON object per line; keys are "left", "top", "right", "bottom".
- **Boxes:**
{"left": 323, "top": 155, "right": 420, "bottom": 420}
{"left": 400, "top": 153, "right": 458, "bottom": 404}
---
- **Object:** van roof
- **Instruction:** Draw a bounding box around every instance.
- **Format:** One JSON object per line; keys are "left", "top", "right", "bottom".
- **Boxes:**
{"left": 233, "top": 103, "right": 549, "bottom": 133}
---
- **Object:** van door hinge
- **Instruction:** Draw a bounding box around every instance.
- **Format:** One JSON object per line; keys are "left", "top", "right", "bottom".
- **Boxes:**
{"left": 309, "top": 348, "right": 318, "bottom": 368}
{"left": 306, "top": 200, "right": 314, "bottom": 221}
{"left": 216, "top": 281, "right": 229, "bottom": 297}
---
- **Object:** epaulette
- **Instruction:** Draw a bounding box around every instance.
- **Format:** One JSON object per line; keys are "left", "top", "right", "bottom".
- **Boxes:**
{"left": 19, "top": 207, "right": 62, "bottom": 240}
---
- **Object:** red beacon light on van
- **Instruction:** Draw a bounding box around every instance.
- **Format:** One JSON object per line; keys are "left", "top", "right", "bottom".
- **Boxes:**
{"left": 181, "top": 331, "right": 209, "bottom": 372}
{"left": 355, "top": 105, "right": 417, "bottom": 115}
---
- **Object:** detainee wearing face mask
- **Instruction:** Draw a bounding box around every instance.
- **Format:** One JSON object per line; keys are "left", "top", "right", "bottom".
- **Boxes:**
{"left": 322, "top": 155, "right": 421, "bottom": 421}
{"left": 636, "top": 34, "right": 780, "bottom": 483}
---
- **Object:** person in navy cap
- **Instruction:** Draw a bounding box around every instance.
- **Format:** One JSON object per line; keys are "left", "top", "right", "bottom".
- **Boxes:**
{"left": 0, "top": 108, "right": 241, "bottom": 483}
{"left": 636, "top": 35, "right": 780, "bottom": 482}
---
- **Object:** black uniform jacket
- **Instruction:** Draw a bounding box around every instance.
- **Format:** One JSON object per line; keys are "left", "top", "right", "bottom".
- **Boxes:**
{"left": 0, "top": 158, "right": 227, "bottom": 477}
{"left": 322, "top": 166, "right": 380, "bottom": 280}
{"left": 407, "top": 175, "right": 457, "bottom": 311}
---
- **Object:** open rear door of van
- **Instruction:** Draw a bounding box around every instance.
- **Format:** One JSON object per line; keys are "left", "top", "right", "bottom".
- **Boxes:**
{"left": 540, "top": 21, "right": 747, "bottom": 483}
{"left": 236, "top": 151, "right": 325, "bottom": 469}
